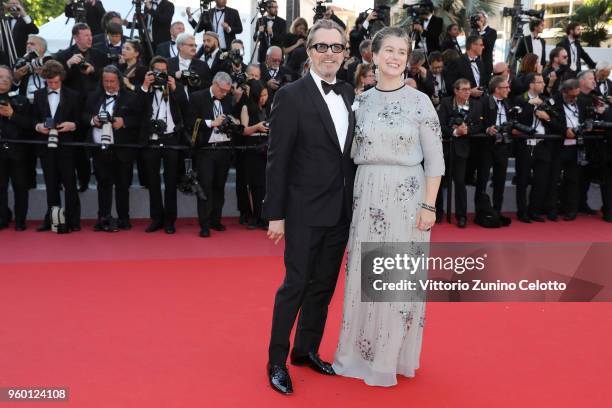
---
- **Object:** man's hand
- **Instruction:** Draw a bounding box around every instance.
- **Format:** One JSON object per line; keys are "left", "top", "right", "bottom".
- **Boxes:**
{"left": 0, "top": 103, "right": 14, "bottom": 118}
{"left": 267, "top": 220, "right": 285, "bottom": 244}
{"left": 454, "top": 123, "right": 468, "bottom": 136}
{"left": 267, "top": 78, "right": 280, "bottom": 90}
{"left": 92, "top": 115, "right": 102, "bottom": 127}
{"left": 83, "top": 63, "right": 95, "bottom": 75}
{"left": 535, "top": 110, "right": 550, "bottom": 122}
{"left": 56, "top": 122, "right": 76, "bottom": 133}
{"left": 470, "top": 87, "right": 483, "bottom": 98}
{"left": 548, "top": 71, "right": 557, "bottom": 84}
{"left": 418, "top": 66, "right": 427, "bottom": 78}
{"left": 67, "top": 53, "right": 83, "bottom": 68}
{"left": 566, "top": 128, "right": 576, "bottom": 139}
{"left": 186, "top": 6, "right": 192, "bottom": 18}
{"left": 255, "top": 121, "right": 269, "bottom": 133}
{"left": 167, "top": 76, "right": 177, "bottom": 91}
{"left": 211, "top": 114, "right": 226, "bottom": 128}
{"left": 223, "top": 22, "right": 231, "bottom": 33}
{"left": 413, "top": 22, "right": 423, "bottom": 33}
{"left": 13, "top": 65, "right": 29, "bottom": 81}
{"left": 142, "top": 71, "right": 155, "bottom": 91}
{"left": 366, "top": 11, "right": 378, "bottom": 22}
{"left": 112, "top": 117, "right": 124, "bottom": 129}
{"left": 36, "top": 123, "right": 50, "bottom": 134}
{"left": 486, "top": 125, "right": 498, "bottom": 136}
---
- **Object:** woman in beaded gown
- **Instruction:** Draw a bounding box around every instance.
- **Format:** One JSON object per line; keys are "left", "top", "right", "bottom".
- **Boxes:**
{"left": 332, "top": 27, "right": 445, "bottom": 387}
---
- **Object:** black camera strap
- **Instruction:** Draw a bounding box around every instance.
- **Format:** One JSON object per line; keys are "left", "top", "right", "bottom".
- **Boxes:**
{"left": 153, "top": 90, "right": 169, "bottom": 125}
{"left": 563, "top": 102, "right": 579, "bottom": 129}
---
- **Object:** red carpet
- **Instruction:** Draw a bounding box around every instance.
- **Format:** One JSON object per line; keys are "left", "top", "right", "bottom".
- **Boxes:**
{"left": 1, "top": 216, "right": 611, "bottom": 407}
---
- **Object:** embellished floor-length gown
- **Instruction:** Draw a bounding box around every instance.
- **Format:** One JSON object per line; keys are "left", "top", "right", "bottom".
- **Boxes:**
{"left": 332, "top": 85, "right": 445, "bottom": 386}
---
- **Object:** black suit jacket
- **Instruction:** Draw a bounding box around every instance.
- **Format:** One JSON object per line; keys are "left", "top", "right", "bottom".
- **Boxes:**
{"left": 557, "top": 37, "right": 596, "bottom": 73}
{"left": 191, "top": 7, "right": 243, "bottom": 49}
{"left": 440, "top": 37, "right": 462, "bottom": 54}
{"left": 448, "top": 54, "right": 489, "bottom": 89}
{"left": 155, "top": 40, "right": 177, "bottom": 59}
{"left": 144, "top": 0, "right": 174, "bottom": 46}
{"left": 137, "top": 83, "right": 190, "bottom": 144}
{"left": 595, "top": 78, "right": 612, "bottom": 99}
{"left": 187, "top": 88, "right": 234, "bottom": 148}
{"left": 513, "top": 92, "right": 557, "bottom": 160}
{"left": 438, "top": 96, "right": 484, "bottom": 158}
{"left": 10, "top": 17, "right": 39, "bottom": 57}
{"left": 65, "top": 1, "right": 105, "bottom": 35}
{"left": 194, "top": 48, "right": 227, "bottom": 82}
{"left": 479, "top": 26, "right": 497, "bottom": 77}
{"left": 32, "top": 87, "right": 81, "bottom": 154}
{"left": 515, "top": 35, "right": 547, "bottom": 66}
{"left": 54, "top": 45, "right": 108, "bottom": 97}
{"left": 263, "top": 74, "right": 356, "bottom": 226}
{"left": 254, "top": 16, "right": 287, "bottom": 63}
{"left": 260, "top": 63, "right": 294, "bottom": 103}
{"left": 415, "top": 15, "right": 442, "bottom": 54}
{"left": 0, "top": 93, "right": 32, "bottom": 156}
{"left": 81, "top": 89, "right": 142, "bottom": 161}
{"left": 168, "top": 57, "right": 210, "bottom": 93}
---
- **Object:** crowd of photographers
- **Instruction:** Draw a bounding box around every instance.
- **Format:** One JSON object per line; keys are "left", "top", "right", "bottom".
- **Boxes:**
{"left": 0, "top": 0, "right": 610, "bottom": 237}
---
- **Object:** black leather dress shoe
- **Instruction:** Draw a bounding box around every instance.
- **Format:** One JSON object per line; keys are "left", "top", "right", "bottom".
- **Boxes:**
{"left": 499, "top": 215, "right": 512, "bottom": 226}
{"left": 603, "top": 214, "right": 612, "bottom": 223}
{"left": 290, "top": 352, "right": 335, "bottom": 375}
{"left": 457, "top": 217, "right": 467, "bottom": 228}
{"left": 15, "top": 223, "right": 26, "bottom": 231}
{"left": 0, "top": 223, "right": 7, "bottom": 230}
{"left": 517, "top": 213, "right": 531, "bottom": 223}
{"left": 529, "top": 214, "right": 545, "bottom": 222}
{"left": 36, "top": 223, "right": 51, "bottom": 232}
{"left": 199, "top": 227, "right": 210, "bottom": 238}
{"left": 563, "top": 213, "right": 577, "bottom": 221}
{"left": 145, "top": 221, "right": 163, "bottom": 233}
{"left": 70, "top": 225, "right": 81, "bottom": 232}
{"left": 117, "top": 219, "right": 132, "bottom": 230}
{"left": 579, "top": 205, "right": 597, "bottom": 215}
{"left": 247, "top": 218, "right": 258, "bottom": 230}
{"left": 547, "top": 212, "right": 558, "bottom": 221}
{"left": 165, "top": 225, "right": 176, "bottom": 234}
{"left": 267, "top": 364, "right": 293, "bottom": 395}
{"left": 210, "top": 222, "right": 226, "bottom": 231}
{"left": 239, "top": 213, "right": 249, "bottom": 225}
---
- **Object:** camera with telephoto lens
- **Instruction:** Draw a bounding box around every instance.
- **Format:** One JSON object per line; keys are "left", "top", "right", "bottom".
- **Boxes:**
{"left": 493, "top": 106, "right": 536, "bottom": 144}
{"left": 178, "top": 169, "right": 207, "bottom": 201}
{"left": 313, "top": 0, "right": 332, "bottom": 21}
{"left": 534, "top": 96, "right": 559, "bottom": 119}
{"left": 71, "top": 0, "right": 87, "bottom": 23}
{"left": 232, "top": 71, "right": 248, "bottom": 90}
{"left": 469, "top": 14, "right": 481, "bottom": 30}
{"left": 502, "top": 7, "right": 545, "bottom": 20}
{"left": 97, "top": 110, "right": 115, "bottom": 148}
{"left": 0, "top": 91, "right": 24, "bottom": 109}
{"left": 218, "top": 115, "right": 245, "bottom": 137}
{"left": 152, "top": 70, "right": 168, "bottom": 88}
{"left": 44, "top": 118, "right": 59, "bottom": 149}
{"left": 180, "top": 70, "right": 201, "bottom": 87}
{"left": 404, "top": 2, "right": 431, "bottom": 23}
{"left": 149, "top": 119, "right": 167, "bottom": 142}
{"left": 227, "top": 48, "right": 243, "bottom": 66}
{"left": 449, "top": 107, "right": 470, "bottom": 127}
{"left": 78, "top": 58, "right": 90, "bottom": 72}
{"left": 14, "top": 51, "right": 40, "bottom": 71}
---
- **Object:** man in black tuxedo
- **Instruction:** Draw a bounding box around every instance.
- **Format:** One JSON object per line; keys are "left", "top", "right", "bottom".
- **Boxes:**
{"left": 542, "top": 47, "right": 571, "bottom": 97}
{"left": 187, "top": 0, "right": 242, "bottom": 51}
{"left": 32, "top": 60, "right": 81, "bottom": 232}
{"left": 515, "top": 18, "right": 546, "bottom": 67}
{"left": 437, "top": 78, "right": 484, "bottom": 227}
{"left": 82, "top": 65, "right": 141, "bottom": 232}
{"left": 0, "top": 66, "right": 32, "bottom": 231}
{"left": 406, "top": 49, "right": 435, "bottom": 97}
{"left": 92, "top": 11, "right": 123, "bottom": 46}
{"left": 93, "top": 22, "right": 125, "bottom": 58}
{"left": 476, "top": 75, "right": 513, "bottom": 225}
{"left": 557, "top": 23, "right": 596, "bottom": 76}
{"left": 264, "top": 20, "right": 356, "bottom": 395}
{"left": 441, "top": 23, "right": 462, "bottom": 54}
{"left": 428, "top": 51, "right": 453, "bottom": 107}
{"left": 168, "top": 33, "right": 209, "bottom": 96}
{"left": 155, "top": 21, "right": 185, "bottom": 59}
{"left": 594, "top": 61, "right": 612, "bottom": 103}
{"left": 143, "top": 0, "right": 174, "bottom": 48}
{"left": 188, "top": 72, "right": 234, "bottom": 237}
{"left": 413, "top": 1, "right": 442, "bottom": 56}
{"left": 346, "top": 39, "right": 372, "bottom": 86}
{"left": 65, "top": 0, "right": 105, "bottom": 36}
{"left": 254, "top": 1, "right": 287, "bottom": 64}
{"left": 139, "top": 57, "right": 189, "bottom": 234}
{"left": 260, "top": 46, "right": 293, "bottom": 106}
{"left": 512, "top": 73, "right": 555, "bottom": 223}
{"left": 4, "top": 1, "right": 38, "bottom": 57}
{"left": 447, "top": 35, "right": 489, "bottom": 99}
{"left": 195, "top": 31, "right": 226, "bottom": 83}
{"left": 473, "top": 12, "right": 497, "bottom": 80}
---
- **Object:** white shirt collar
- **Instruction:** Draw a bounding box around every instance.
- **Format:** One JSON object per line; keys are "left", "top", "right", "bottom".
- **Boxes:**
{"left": 310, "top": 69, "right": 336, "bottom": 96}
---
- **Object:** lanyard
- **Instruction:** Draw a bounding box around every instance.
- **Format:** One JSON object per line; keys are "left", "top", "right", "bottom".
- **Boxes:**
{"left": 153, "top": 91, "right": 169, "bottom": 123}
{"left": 563, "top": 102, "right": 579, "bottom": 128}
{"left": 213, "top": 9, "right": 225, "bottom": 33}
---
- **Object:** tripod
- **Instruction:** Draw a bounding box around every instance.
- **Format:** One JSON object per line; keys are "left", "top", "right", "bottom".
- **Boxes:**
{"left": 0, "top": 9, "right": 19, "bottom": 66}
{"left": 249, "top": 9, "right": 268, "bottom": 64}
{"left": 128, "top": 0, "right": 154, "bottom": 63}
{"left": 505, "top": 18, "right": 527, "bottom": 75}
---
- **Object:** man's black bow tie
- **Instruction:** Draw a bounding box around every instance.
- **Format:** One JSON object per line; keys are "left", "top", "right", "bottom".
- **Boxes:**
{"left": 105, "top": 93, "right": 118, "bottom": 99}
{"left": 171, "top": 40, "right": 176, "bottom": 45}
{"left": 321, "top": 80, "right": 343, "bottom": 95}
{"left": 48, "top": 90, "right": 58, "bottom": 95}
{"left": 470, "top": 58, "right": 479, "bottom": 63}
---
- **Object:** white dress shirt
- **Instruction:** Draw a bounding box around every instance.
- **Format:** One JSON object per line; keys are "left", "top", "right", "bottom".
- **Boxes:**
{"left": 469, "top": 57, "right": 481, "bottom": 87}
{"left": 26, "top": 73, "right": 45, "bottom": 103}
{"left": 213, "top": 8, "right": 227, "bottom": 50}
{"left": 151, "top": 89, "right": 175, "bottom": 134}
{"left": 569, "top": 38, "right": 578, "bottom": 71}
{"left": 310, "top": 70, "right": 349, "bottom": 153}
{"left": 92, "top": 94, "right": 117, "bottom": 143}
{"left": 47, "top": 88, "right": 60, "bottom": 118}
{"left": 531, "top": 34, "right": 543, "bottom": 63}
{"left": 563, "top": 102, "right": 580, "bottom": 146}
{"left": 494, "top": 97, "right": 507, "bottom": 126}
{"left": 206, "top": 88, "right": 230, "bottom": 143}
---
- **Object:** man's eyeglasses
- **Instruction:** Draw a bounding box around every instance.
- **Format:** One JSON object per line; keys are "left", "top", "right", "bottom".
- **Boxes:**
{"left": 309, "top": 43, "right": 345, "bottom": 54}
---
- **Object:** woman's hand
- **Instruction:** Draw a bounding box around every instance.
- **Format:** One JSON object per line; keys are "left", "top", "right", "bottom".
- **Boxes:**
{"left": 416, "top": 208, "right": 435, "bottom": 231}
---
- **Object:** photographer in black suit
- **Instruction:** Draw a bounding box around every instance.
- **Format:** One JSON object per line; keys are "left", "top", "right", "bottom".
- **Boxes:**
{"left": 542, "top": 46, "right": 571, "bottom": 97}
{"left": 187, "top": 0, "right": 243, "bottom": 51}
{"left": 472, "top": 11, "right": 496, "bottom": 79}
{"left": 92, "top": 11, "right": 123, "bottom": 46}
{"left": 82, "top": 65, "right": 141, "bottom": 232}
{"left": 447, "top": 35, "right": 489, "bottom": 99}
{"left": 195, "top": 31, "right": 226, "bottom": 84}
{"left": 595, "top": 61, "right": 612, "bottom": 103}
{"left": 515, "top": 18, "right": 546, "bottom": 67}
{"left": 557, "top": 23, "right": 596, "bottom": 76}
{"left": 512, "top": 73, "right": 555, "bottom": 223}
{"left": 0, "top": 66, "right": 32, "bottom": 231}
{"left": 254, "top": 1, "right": 287, "bottom": 64}
{"left": 260, "top": 46, "right": 293, "bottom": 106}
{"left": 413, "top": 1, "right": 442, "bottom": 56}
{"left": 168, "top": 33, "right": 209, "bottom": 96}
{"left": 93, "top": 22, "right": 125, "bottom": 58}
{"left": 65, "top": 0, "right": 105, "bottom": 36}
{"left": 4, "top": 1, "right": 39, "bottom": 57}
{"left": 440, "top": 24, "right": 462, "bottom": 54}
{"left": 143, "top": 0, "right": 174, "bottom": 48}
{"left": 32, "top": 61, "right": 81, "bottom": 232}
{"left": 188, "top": 72, "right": 234, "bottom": 237}
{"left": 155, "top": 21, "right": 185, "bottom": 59}
{"left": 139, "top": 56, "right": 189, "bottom": 234}
{"left": 437, "top": 78, "right": 484, "bottom": 227}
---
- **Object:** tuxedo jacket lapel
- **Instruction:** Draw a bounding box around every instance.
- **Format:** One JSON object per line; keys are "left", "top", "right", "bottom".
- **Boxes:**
{"left": 304, "top": 75, "right": 341, "bottom": 151}
{"left": 340, "top": 89, "right": 355, "bottom": 156}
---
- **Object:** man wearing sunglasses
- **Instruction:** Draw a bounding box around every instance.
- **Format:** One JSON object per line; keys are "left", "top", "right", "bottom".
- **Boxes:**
{"left": 264, "top": 19, "right": 356, "bottom": 395}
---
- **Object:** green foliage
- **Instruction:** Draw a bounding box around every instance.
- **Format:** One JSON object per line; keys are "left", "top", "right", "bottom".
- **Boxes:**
{"left": 21, "top": 0, "right": 65, "bottom": 26}
{"left": 569, "top": 0, "right": 612, "bottom": 47}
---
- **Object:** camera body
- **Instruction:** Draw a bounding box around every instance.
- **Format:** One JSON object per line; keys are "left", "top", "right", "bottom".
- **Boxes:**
{"left": 180, "top": 70, "right": 201, "bottom": 87}
{"left": 228, "top": 49, "right": 243, "bottom": 66}
{"left": 71, "top": 0, "right": 88, "bottom": 23}
{"left": 44, "top": 118, "right": 59, "bottom": 149}
{"left": 98, "top": 110, "right": 115, "bottom": 148}
{"left": 469, "top": 14, "right": 481, "bottom": 30}
{"left": 449, "top": 107, "right": 470, "bottom": 128}
{"left": 178, "top": 169, "right": 207, "bottom": 201}
{"left": 78, "top": 59, "right": 90, "bottom": 72}
{"left": 14, "top": 51, "right": 39, "bottom": 71}
{"left": 313, "top": 0, "right": 332, "bottom": 22}
{"left": 494, "top": 106, "right": 536, "bottom": 143}
{"left": 218, "top": 115, "right": 244, "bottom": 137}
{"left": 0, "top": 91, "right": 24, "bottom": 109}
{"left": 152, "top": 70, "right": 168, "bottom": 88}
{"left": 150, "top": 119, "right": 167, "bottom": 141}
{"left": 232, "top": 71, "right": 248, "bottom": 89}
{"left": 107, "top": 53, "right": 121, "bottom": 64}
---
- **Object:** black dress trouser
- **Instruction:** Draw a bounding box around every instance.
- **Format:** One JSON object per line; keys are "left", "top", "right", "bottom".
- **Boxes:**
{"left": 0, "top": 149, "right": 29, "bottom": 225}
{"left": 195, "top": 147, "right": 231, "bottom": 228}
{"left": 92, "top": 149, "right": 133, "bottom": 221}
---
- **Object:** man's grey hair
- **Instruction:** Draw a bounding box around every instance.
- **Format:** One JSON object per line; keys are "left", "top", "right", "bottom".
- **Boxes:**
{"left": 176, "top": 33, "right": 195, "bottom": 47}
{"left": 246, "top": 63, "right": 260, "bottom": 73}
{"left": 266, "top": 45, "right": 282, "bottom": 56}
{"left": 596, "top": 61, "right": 610, "bottom": 71}
{"left": 409, "top": 49, "right": 426, "bottom": 65}
{"left": 28, "top": 34, "right": 47, "bottom": 53}
{"left": 359, "top": 39, "right": 372, "bottom": 55}
{"left": 305, "top": 19, "right": 345, "bottom": 50}
{"left": 213, "top": 71, "right": 232, "bottom": 86}
{"left": 576, "top": 70, "right": 594, "bottom": 80}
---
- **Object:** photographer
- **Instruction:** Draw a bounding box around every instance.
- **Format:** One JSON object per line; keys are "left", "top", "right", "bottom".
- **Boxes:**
{"left": 260, "top": 46, "right": 292, "bottom": 105}
{"left": 65, "top": 0, "right": 106, "bottom": 36}
{"left": 437, "top": 78, "right": 484, "bottom": 227}
{"left": 0, "top": 66, "right": 32, "bottom": 231}
{"left": 168, "top": 33, "right": 208, "bottom": 96}
{"left": 92, "top": 11, "right": 124, "bottom": 46}
{"left": 594, "top": 61, "right": 612, "bottom": 104}
{"left": 346, "top": 39, "right": 372, "bottom": 87}
{"left": 406, "top": 49, "right": 435, "bottom": 97}
{"left": 440, "top": 24, "right": 462, "bottom": 54}
{"left": 189, "top": 72, "right": 235, "bottom": 238}
{"left": 476, "top": 75, "right": 513, "bottom": 224}
{"left": 93, "top": 22, "right": 125, "bottom": 58}
{"left": 321, "top": 7, "right": 346, "bottom": 31}
{"left": 155, "top": 21, "right": 185, "bottom": 59}
{"left": 283, "top": 18, "right": 308, "bottom": 75}
{"left": 139, "top": 56, "right": 189, "bottom": 234}
{"left": 412, "top": 0, "right": 442, "bottom": 56}
{"left": 14, "top": 35, "right": 48, "bottom": 103}
{"left": 512, "top": 73, "right": 554, "bottom": 223}
{"left": 557, "top": 23, "right": 596, "bottom": 76}
{"left": 143, "top": 0, "right": 174, "bottom": 48}
{"left": 4, "top": 1, "right": 39, "bottom": 57}
{"left": 187, "top": 0, "right": 242, "bottom": 51}
{"left": 196, "top": 31, "right": 224, "bottom": 83}
{"left": 471, "top": 11, "right": 496, "bottom": 79}
{"left": 515, "top": 18, "right": 546, "bottom": 67}
{"left": 118, "top": 40, "right": 147, "bottom": 91}
{"left": 32, "top": 60, "right": 81, "bottom": 232}
{"left": 447, "top": 35, "right": 488, "bottom": 99}
{"left": 428, "top": 51, "right": 451, "bottom": 107}
{"left": 240, "top": 79, "right": 270, "bottom": 229}
{"left": 254, "top": 1, "right": 287, "bottom": 65}
{"left": 542, "top": 47, "right": 571, "bottom": 97}
{"left": 82, "top": 65, "right": 141, "bottom": 232}
{"left": 348, "top": 11, "right": 373, "bottom": 59}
